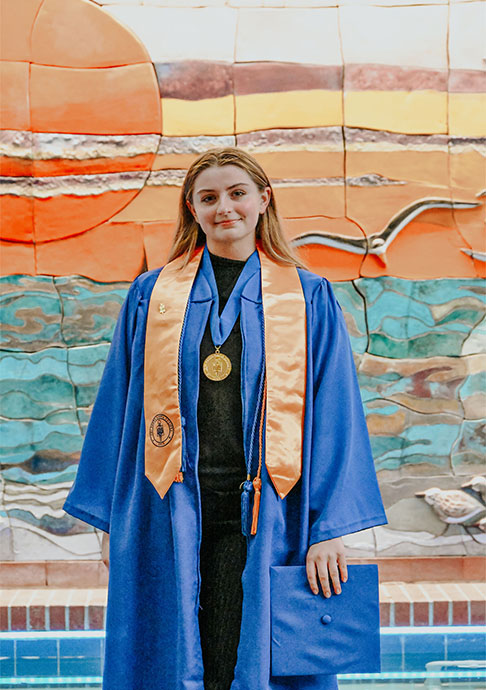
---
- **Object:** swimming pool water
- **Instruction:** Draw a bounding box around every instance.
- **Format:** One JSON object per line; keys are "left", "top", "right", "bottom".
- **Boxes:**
{"left": 0, "top": 627, "right": 484, "bottom": 689}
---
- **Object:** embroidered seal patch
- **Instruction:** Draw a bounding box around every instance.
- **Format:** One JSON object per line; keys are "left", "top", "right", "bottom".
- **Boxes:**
{"left": 149, "top": 414, "right": 174, "bottom": 447}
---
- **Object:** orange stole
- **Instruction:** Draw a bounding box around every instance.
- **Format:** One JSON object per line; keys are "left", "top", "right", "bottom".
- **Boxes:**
{"left": 144, "top": 245, "right": 307, "bottom": 507}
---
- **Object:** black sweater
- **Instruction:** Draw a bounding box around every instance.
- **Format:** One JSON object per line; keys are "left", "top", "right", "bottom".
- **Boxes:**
{"left": 197, "top": 250, "right": 248, "bottom": 531}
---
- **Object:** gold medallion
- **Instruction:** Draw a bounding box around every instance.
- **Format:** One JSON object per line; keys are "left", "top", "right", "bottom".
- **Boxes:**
{"left": 203, "top": 347, "right": 232, "bottom": 381}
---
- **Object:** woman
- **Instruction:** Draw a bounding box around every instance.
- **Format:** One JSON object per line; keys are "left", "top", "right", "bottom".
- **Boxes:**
{"left": 64, "top": 148, "right": 387, "bottom": 690}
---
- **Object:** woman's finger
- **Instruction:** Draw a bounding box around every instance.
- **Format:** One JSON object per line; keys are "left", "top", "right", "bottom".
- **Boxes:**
{"left": 337, "top": 552, "right": 348, "bottom": 583}
{"left": 328, "top": 558, "right": 341, "bottom": 595}
{"left": 318, "top": 559, "right": 331, "bottom": 598}
{"left": 306, "top": 558, "right": 319, "bottom": 595}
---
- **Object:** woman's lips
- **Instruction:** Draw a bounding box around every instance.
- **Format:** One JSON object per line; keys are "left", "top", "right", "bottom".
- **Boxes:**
{"left": 217, "top": 219, "right": 239, "bottom": 226}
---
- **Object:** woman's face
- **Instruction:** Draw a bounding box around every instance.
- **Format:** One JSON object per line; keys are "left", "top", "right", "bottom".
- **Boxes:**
{"left": 186, "top": 164, "right": 271, "bottom": 259}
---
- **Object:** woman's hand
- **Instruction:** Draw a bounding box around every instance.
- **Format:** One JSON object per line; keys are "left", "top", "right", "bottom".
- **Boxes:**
{"left": 305, "top": 536, "right": 347, "bottom": 597}
{"left": 101, "top": 532, "right": 110, "bottom": 569}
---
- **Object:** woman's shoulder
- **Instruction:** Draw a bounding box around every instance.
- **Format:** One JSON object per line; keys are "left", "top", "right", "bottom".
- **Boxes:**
{"left": 296, "top": 266, "right": 332, "bottom": 301}
{"left": 130, "top": 266, "right": 164, "bottom": 300}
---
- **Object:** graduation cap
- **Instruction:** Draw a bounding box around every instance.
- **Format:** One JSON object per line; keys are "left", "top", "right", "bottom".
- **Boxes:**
{"left": 270, "top": 564, "right": 381, "bottom": 677}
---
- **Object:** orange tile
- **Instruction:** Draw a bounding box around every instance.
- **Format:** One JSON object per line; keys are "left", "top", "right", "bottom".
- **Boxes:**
{"left": 296, "top": 243, "right": 362, "bottom": 281}
{"left": 31, "top": 0, "right": 150, "bottom": 68}
{"left": 0, "top": 0, "right": 43, "bottom": 62}
{"left": 346, "top": 150, "right": 450, "bottom": 189}
{"left": 152, "top": 152, "right": 198, "bottom": 171}
{"left": 33, "top": 153, "right": 155, "bottom": 177}
{"left": 30, "top": 63, "right": 161, "bottom": 135}
{"left": 361, "top": 218, "right": 477, "bottom": 279}
{"left": 0, "top": 154, "right": 34, "bottom": 177}
{"left": 282, "top": 216, "right": 364, "bottom": 243}
{"left": 253, "top": 151, "right": 344, "bottom": 180}
{"left": 273, "top": 185, "right": 345, "bottom": 218}
{"left": 0, "top": 195, "right": 34, "bottom": 242}
{"left": 450, "top": 149, "right": 486, "bottom": 193}
{"left": 110, "top": 186, "right": 180, "bottom": 222}
{"left": 0, "top": 241, "right": 36, "bottom": 275}
{"left": 36, "top": 221, "right": 145, "bottom": 281}
{"left": 143, "top": 221, "right": 176, "bottom": 270}
{"left": 33, "top": 190, "right": 139, "bottom": 242}
{"left": 0, "top": 61, "right": 30, "bottom": 130}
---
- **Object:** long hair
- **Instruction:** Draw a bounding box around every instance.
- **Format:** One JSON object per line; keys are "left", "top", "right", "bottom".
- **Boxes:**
{"left": 166, "top": 147, "right": 307, "bottom": 270}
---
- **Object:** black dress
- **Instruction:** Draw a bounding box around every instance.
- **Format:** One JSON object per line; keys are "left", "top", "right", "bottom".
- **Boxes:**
{"left": 197, "top": 250, "right": 249, "bottom": 690}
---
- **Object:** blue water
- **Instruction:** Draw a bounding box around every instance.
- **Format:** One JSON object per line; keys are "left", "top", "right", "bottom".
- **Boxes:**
{"left": 0, "top": 627, "right": 484, "bottom": 688}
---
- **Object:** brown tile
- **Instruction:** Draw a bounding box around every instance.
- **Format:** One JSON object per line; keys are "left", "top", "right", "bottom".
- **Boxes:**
{"left": 88, "top": 606, "right": 105, "bottom": 630}
{"left": 413, "top": 602, "right": 429, "bottom": 626}
{"left": 234, "top": 62, "right": 341, "bottom": 96}
{"left": 433, "top": 601, "right": 449, "bottom": 625}
{"left": 155, "top": 61, "right": 232, "bottom": 100}
{"left": 345, "top": 64, "right": 447, "bottom": 92}
{"left": 394, "top": 602, "right": 411, "bottom": 626}
{"left": 10, "top": 607, "right": 27, "bottom": 631}
{"left": 47, "top": 561, "right": 101, "bottom": 588}
{"left": 470, "top": 600, "right": 486, "bottom": 625}
{"left": 0, "top": 607, "right": 9, "bottom": 631}
{"left": 408, "top": 558, "right": 462, "bottom": 583}
{"left": 0, "top": 563, "right": 46, "bottom": 588}
{"left": 68, "top": 606, "right": 86, "bottom": 631}
{"left": 29, "top": 606, "right": 46, "bottom": 631}
{"left": 463, "top": 557, "right": 486, "bottom": 582}
{"left": 380, "top": 601, "right": 390, "bottom": 627}
{"left": 49, "top": 606, "right": 66, "bottom": 631}
{"left": 452, "top": 601, "right": 469, "bottom": 625}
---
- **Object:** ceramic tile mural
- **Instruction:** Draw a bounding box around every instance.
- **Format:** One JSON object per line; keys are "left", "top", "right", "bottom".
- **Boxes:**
{"left": 0, "top": 0, "right": 485, "bottom": 561}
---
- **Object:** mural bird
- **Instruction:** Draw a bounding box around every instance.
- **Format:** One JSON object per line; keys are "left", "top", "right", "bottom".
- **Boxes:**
{"left": 461, "top": 476, "right": 486, "bottom": 506}
{"left": 291, "top": 198, "right": 480, "bottom": 265}
{"left": 416, "top": 484, "right": 486, "bottom": 542}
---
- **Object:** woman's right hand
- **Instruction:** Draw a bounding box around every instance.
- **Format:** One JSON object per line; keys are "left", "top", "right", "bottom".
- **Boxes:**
{"left": 101, "top": 531, "right": 109, "bottom": 568}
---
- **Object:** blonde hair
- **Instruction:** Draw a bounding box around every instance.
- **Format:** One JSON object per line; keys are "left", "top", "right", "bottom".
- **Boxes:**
{"left": 166, "top": 147, "right": 307, "bottom": 270}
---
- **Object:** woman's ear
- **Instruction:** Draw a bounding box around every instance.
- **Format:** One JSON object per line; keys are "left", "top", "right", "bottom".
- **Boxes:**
{"left": 260, "top": 186, "right": 271, "bottom": 214}
{"left": 186, "top": 199, "right": 198, "bottom": 222}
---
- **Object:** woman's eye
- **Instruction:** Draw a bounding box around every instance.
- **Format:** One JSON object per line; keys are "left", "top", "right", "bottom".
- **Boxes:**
{"left": 233, "top": 190, "right": 245, "bottom": 197}
{"left": 201, "top": 196, "right": 215, "bottom": 203}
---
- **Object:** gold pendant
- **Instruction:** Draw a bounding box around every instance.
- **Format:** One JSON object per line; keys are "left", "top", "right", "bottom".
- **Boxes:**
{"left": 203, "top": 346, "right": 232, "bottom": 381}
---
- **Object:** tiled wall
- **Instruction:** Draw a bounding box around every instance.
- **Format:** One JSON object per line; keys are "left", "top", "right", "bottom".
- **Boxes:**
{"left": 1, "top": 0, "right": 485, "bottom": 562}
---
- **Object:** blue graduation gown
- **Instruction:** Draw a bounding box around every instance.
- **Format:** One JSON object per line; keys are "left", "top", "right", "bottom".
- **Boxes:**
{"left": 63, "top": 258, "right": 387, "bottom": 690}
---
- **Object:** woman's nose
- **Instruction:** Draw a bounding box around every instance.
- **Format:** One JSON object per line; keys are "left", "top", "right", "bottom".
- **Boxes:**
{"left": 216, "top": 195, "right": 232, "bottom": 215}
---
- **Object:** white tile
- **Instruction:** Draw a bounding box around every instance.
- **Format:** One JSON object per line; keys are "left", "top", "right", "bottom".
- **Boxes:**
{"left": 449, "top": 1, "right": 486, "bottom": 70}
{"left": 143, "top": 0, "right": 227, "bottom": 6}
{"left": 340, "top": 4, "right": 448, "bottom": 69}
{"left": 104, "top": 6, "right": 237, "bottom": 61}
{"left": 97, "top": 0, "right": 143, "bottom": 5}
{"left": 285, "top": 1, "right": 341, "bottom": 6}
{"left": 229, "top": 0, "right": 262, "bottom": 6}
{"left": 236, "top": 8, "right": 341, "bottom": 64}
{"left": 339, "top": 0, "right": 446, "bottom": 5}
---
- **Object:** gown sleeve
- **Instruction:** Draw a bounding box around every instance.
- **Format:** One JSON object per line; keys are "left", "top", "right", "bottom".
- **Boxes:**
{"left": 62, "top": 278, "right": 142, "bottom": 533}
{"left": 307, "top": 277, "right": 388, "bottom": 547}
